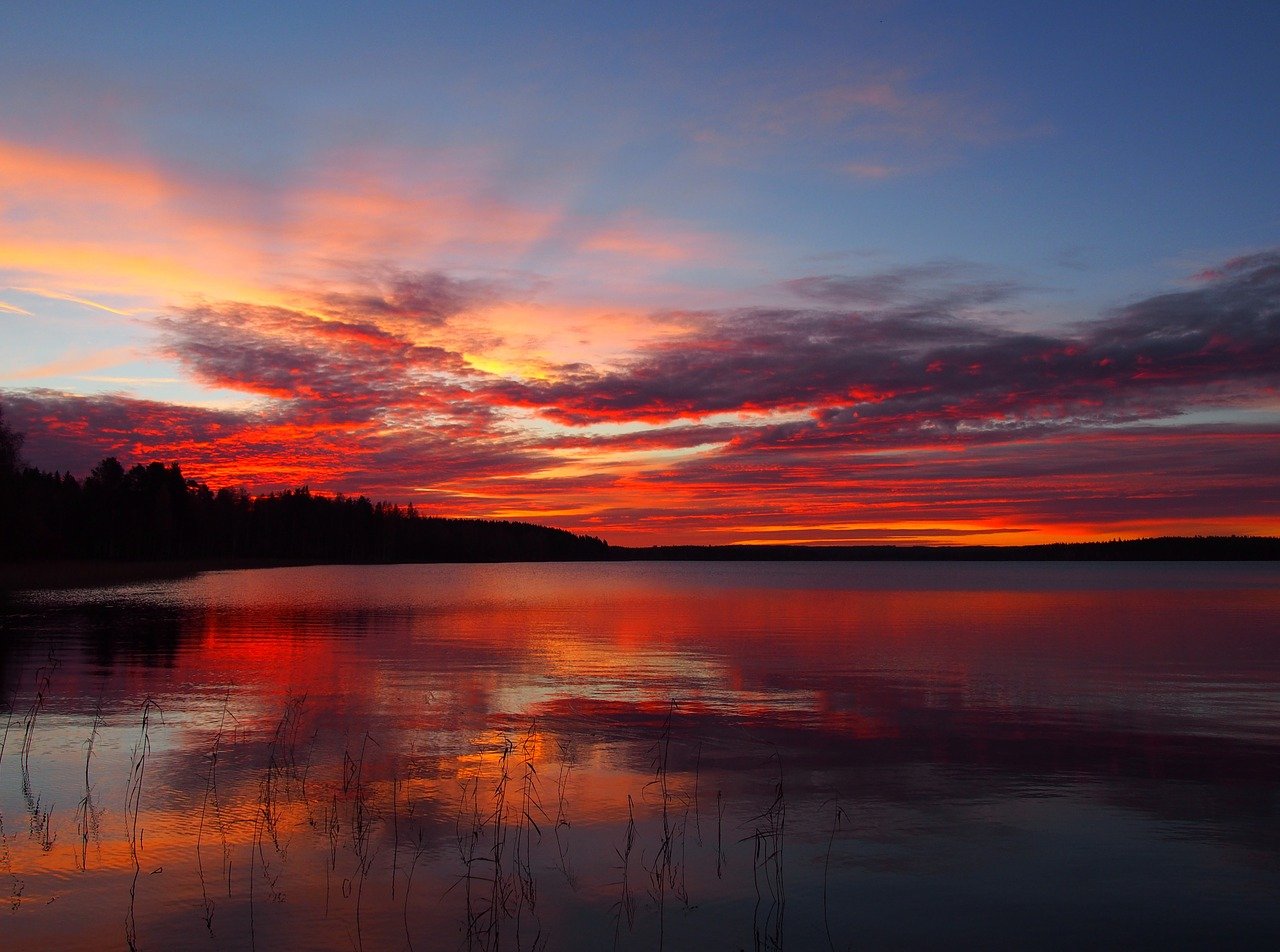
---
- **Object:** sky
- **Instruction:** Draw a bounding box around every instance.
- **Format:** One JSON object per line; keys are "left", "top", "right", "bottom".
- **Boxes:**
{"left": 2, "top": 0, "right": 1278, "bottom": 545}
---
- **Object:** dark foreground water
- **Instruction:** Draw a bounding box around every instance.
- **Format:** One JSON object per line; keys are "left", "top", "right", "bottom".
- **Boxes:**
{"left": 1, "top": 561, "right": 1277, "bottom": 950}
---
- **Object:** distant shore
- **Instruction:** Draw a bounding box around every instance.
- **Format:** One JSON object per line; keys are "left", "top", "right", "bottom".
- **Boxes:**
{"left": 608, "top": 536, "right": 1280, "bottom": 563}
{"left": 2, "top": 536, "right": 1277, "bottom": 592}
{"left": 0, "top": 558, "right": 325, "bottom": 592}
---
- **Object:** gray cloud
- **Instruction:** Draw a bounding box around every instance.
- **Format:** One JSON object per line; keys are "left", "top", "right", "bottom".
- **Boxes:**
{"left": 484, "top": 252, "right": 1280, "bottom": 437}
{"left": 157, "top": 299, "right": 476, "bottom": 419}
{"left": 316, "top": 268, "right": 500, "bottom": 327}
{"left": 784, "top": 261, "right": 1025, "bottom": 308}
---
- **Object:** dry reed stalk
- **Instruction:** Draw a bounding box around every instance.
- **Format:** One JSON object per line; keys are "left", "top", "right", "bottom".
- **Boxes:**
{"left": 74, "top": 700, "right": 104, "bottom": 872}
{"left": 744, "top": 756, "right": 786, "bottom": 952}
{"left": 20, "top": 652, "right": 60, "bottom": 812}
{"left": 124, "top": 698, "right": 161, "bottom": 952}
{"left": 611, "top": 794, "right": 638, "bottom": 949}
{"left": 716, "top": 789, "right": 726, "bottom": 879}
{"left": 195, "top": 694, "right": 231, "bottom": 935}
{"left": 823, "top": 802, "right": 849, "bottom": 952}
{"left": 552, "top": 743, "right": 576, "bottom": 888}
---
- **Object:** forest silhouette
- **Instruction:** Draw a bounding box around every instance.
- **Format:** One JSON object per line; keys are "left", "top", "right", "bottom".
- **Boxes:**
{"left": 0, "top": 406, "right": 607, "bottom": 565}
{"left": 1, "top": 404, "right": 1276, "bottom": 575}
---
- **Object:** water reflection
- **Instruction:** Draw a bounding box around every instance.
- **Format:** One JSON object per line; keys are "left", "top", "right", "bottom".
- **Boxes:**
{"left": 1, "top": 562, "right": 1278, "bottom": 949}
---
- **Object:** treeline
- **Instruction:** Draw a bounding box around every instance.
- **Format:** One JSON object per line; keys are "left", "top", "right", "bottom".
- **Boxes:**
{"left": 0, "top": 413, "right": 607, "bottom": 564}
{"left": 613, "top": 537, "right": 1280, "bottom": 561}
{"left": 2, "top": 408, "right": 1276, "bottom": 566}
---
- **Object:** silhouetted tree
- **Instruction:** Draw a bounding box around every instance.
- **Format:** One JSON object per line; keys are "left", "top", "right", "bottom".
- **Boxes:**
{"left": 0, "top": 402, "right": 26, "bottom": 557}
{"left": 0, "top": 412, "right": 610, "bottom": 565}
{"left": 0, "top": 403, "right": 22, "bottom": 475}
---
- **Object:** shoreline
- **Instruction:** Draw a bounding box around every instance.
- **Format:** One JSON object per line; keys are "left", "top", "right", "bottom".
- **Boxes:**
{"left": 3, "top": 536, "right": 1277, "bottom": 591}
{"left": 0, "top": 558, "right": 322, "bottom": 592}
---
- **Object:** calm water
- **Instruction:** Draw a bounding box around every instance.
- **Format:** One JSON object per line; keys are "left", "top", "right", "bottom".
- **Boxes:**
{"left": 1, "top": 561, "right": 1278, "bottom": 950}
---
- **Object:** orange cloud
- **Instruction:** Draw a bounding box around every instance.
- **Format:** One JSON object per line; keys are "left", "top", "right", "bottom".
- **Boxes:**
{"left": 579, "top": 213, "right": 733, "bottom": 264}
{"left": 0, "top": 140, "right": 167, "bottom": 205}
{"left": 283, "top": 173, "right": 560, "bottom": 262}
{"left": 0, "top": 137, "right": 565, "bottom": 310}
{"left": 6, "top": 345, "right": 139, "bottom": 381}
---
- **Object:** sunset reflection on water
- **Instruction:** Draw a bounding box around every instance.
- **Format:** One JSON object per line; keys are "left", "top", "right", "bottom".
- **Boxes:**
{"left": 2, "top": 562, "right": 1278, "bottom": 950}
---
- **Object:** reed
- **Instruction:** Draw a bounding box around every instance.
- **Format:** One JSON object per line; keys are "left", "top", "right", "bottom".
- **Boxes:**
{"left": 611, "top": 793, "right": 639, "bottom": 949}
{"left": 744, "top": 756, "right": 787, "bottom": 952}
{"left": 485, "top": 734, "right": 514, "bottom": 951}
{"left": 124, "top": 698, "right": 161, "bottom": 952}
{"left": 692, "top": 741, "right": 703, "bottom": 847}
{"left": 3, "top": 682, "right": 866, "bottom": 952}
{"left": 513, "top": 723, "right": 546, "bottom": 951}
{"left": 444, "top": 727, "right": 561, "bottom": 952}
{"left": 0, "top": 703, "right": 14, "bottom": 782}
{"left": 263, "top": 694, "right": 309, "bottom": 861}
{"left": 552, "top": 740, "right": 576, "bottom": 888}
{"left": 645, "top": 703, "right": 695, "bottom": 948}
{"left": 322, "top": 793, "right": 339, "bottom": 917}
{"left": 250, "top": 698, "right": 311, "bottom": 949}
{"left": 195, "top": 694, "right": 232, "bottom": 935}
{"left": 716, "top": 788, "right": 726, "bottom": 879}
{"left": 0, "top": 704, "right": 10, "bottom": 906}
{"left": 823, "top": 802, "right": 849, "bottom": 952}
{"left": 450, "top": 739, "right": 505, "bottom": 951}
{"left": 30, "top": 799, "right": 54, "bottom": 853}
{"left": 74, "top": 699, "right": 104, "bottom": 872}
{"left": 451, "top": 772, "right": 482, "bottom": 946}
{"left": 348, "top": 732, "right": 380, "bottom": 952}
{"left": 0, "top": 807, "right": 22, "bottom": 911}
{"left": 402, "top": 816, "right": 429, "bottom": 952}
{"left": 390, "top": 767, "right": 400, "bottom": 901}
{"left": 20, "top": 652, "right": 60, "bottom": 810}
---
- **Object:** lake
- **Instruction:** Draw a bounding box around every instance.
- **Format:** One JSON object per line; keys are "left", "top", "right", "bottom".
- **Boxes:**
{"left": 1, "top": 561, "right": 1278, "bottom": 950}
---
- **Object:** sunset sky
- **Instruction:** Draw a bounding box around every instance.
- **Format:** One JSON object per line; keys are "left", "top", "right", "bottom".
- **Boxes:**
{"left": 2, "top": 1, "right": 1278, "bottom": 545}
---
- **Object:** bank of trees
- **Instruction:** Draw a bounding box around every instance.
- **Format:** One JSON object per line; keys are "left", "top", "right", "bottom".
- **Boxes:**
{"left": 0, "top": 410, "right": 607, "bottom": 564}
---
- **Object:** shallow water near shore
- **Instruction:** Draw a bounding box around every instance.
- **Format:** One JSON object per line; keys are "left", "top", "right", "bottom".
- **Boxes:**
{"left": 2, "top": 561, "right": 1278, "bottom": 950}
